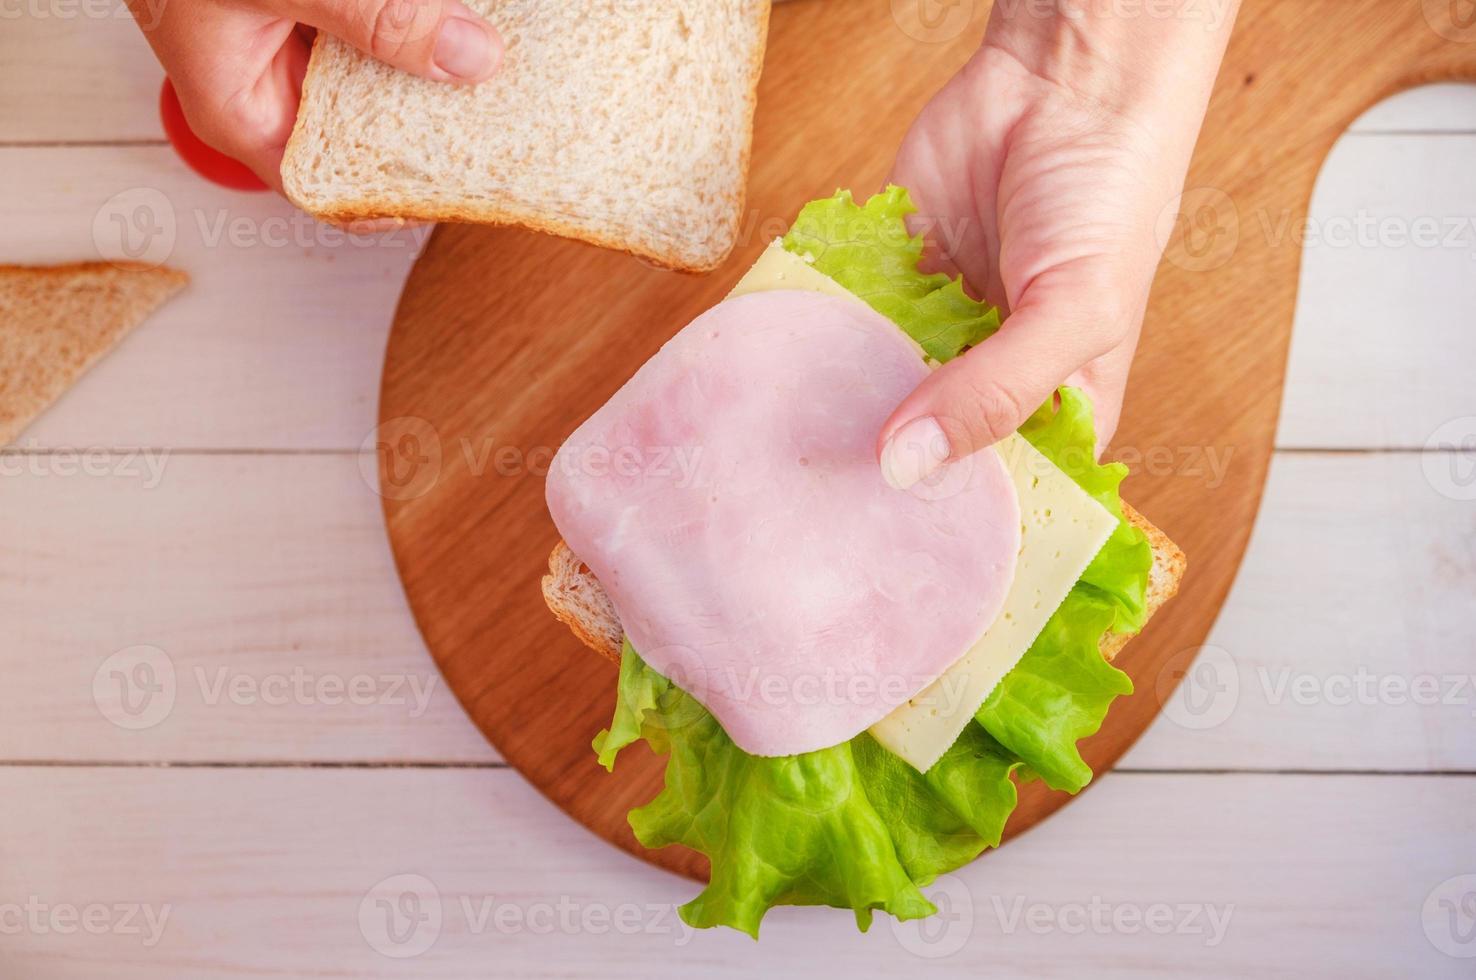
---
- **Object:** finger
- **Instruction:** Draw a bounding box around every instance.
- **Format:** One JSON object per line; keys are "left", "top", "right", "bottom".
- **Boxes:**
{"left": 878, "top": 265, "right": 1136, "bottom": 490}
{"left": 1064, "top": 330, "right": 1139, "bottom": 457}
{"left": 886, "top": 53, "right": 1010, "bottom": 303}
{"left": 184, "top": 30, "right": 309, "bottom": 193}
{"left": 271, "top": 0, "right": 503, "bottom": 83}
{"left": 889, "top": 124, "right": 992, "bottom": 289}
{"left": 129, "top": 0, "right": 308, "bottom": 192}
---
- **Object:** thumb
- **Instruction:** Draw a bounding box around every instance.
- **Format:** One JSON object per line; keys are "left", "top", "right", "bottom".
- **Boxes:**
{"left": 877, "top": 267, "right": 1133, "bottom": 490}
{"left": 278, "top": 0, "right": 503, "bottom": 83}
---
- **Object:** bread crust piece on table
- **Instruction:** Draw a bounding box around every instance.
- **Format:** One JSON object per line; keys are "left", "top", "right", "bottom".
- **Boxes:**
{"left": 543, "top": 502, "right": 1186, "bottom": 668}
{"left": 0, "top": 262, "right": 188, "bottom": 446}
{"left": 281, "top": 1, "right": 772, "bottom": 273}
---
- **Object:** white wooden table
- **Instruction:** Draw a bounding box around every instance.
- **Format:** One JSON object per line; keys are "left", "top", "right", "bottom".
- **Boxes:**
{"left": 2, "top": 16, "right": 1474, "bottom": 979}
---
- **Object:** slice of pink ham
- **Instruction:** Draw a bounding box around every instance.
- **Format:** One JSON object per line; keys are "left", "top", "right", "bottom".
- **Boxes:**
{"left": 546, "top": 290, "right": 1020, "bottom": 756}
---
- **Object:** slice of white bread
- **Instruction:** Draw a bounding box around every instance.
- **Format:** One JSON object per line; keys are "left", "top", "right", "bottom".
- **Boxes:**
{"left": 544, "top": 503, "right": 1185, "bottom": 667}
{"left": 0, "top": 262, "right": 188, "bottom": 446}
{"left": 281, "top": 1, "right": 772, "bottom": 272}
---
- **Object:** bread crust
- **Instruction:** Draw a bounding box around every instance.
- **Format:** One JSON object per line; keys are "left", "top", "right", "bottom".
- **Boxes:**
{"left": 543, "top": 502, "right": 1185, "bottom": 669}
{"left": 1102, "top": 502, "right": 1186, "bottom": 661}
{"left": 281, "top": 2, "right": 773, "bottom": 274}
{"left": 541, "top": 542, "right": 623, "bottom": 665}
{"left": 0, "top": 261, "right": 188, "bottom": 288}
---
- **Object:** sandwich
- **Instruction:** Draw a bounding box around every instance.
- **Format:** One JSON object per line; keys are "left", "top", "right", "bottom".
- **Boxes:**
{"left": 281, "top": 0, "right": 771, "bottom": 272}
{"left": 542, "top": 186, "right": 1185, "bottom": 936}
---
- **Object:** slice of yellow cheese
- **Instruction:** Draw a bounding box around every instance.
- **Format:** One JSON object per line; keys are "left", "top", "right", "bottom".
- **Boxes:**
{"left": 728, "top": 242, "right": 1118, "bottom": 772}
{"left": 729, "top": 241, "right": 860, "bottom": 301}
{"left": 868, "top": 436, "right": 1117, "bottom": 771}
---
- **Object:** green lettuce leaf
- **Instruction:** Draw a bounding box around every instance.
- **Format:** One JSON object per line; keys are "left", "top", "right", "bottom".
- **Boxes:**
{"left": 1020, "top": 388, "right": 1153, "bottom": 634}
{"left": 782, "top": 186, "right": 1000, "bottom": 362}
{"left": 595, "top": 646, "right": 1019, "bottom": 937}
{"left": 594, "top": 637, "right": 670, "bottom": 771}
{"left": 592, "top": 186, "right": 1153, "bottom": 936}
{"left": 974, "top": 389, "right": 1154, "bottom": 793}
{"left": 975, "top": 589, "right": 1130, "bottom": 793}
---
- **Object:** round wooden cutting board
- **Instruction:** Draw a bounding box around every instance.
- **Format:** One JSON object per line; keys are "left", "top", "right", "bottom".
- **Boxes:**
{"left": 378, "top": 0, "right": 1474, "bottom": 882}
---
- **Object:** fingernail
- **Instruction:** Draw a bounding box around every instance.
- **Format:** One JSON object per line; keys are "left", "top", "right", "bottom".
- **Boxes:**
{"left": 434, "top": 17, "right": 496, "bottom": 81}
{"left": 880, "top": 417, "right": 951, "bottom": 491}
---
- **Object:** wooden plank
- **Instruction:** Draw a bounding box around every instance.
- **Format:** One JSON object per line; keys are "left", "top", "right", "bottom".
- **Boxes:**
{"left": 0, "top": 13, "right": 163, "bottom": 143}
{"left": 0, "top": 453, "right": 493, "bottom": 763}
{"left": 1123, "top": 451, "right": 1476, "bottom": 772}
{"left": 0, "top": 767, "right": 1469, "bottom": 977}
{"left": 1278, "top": 133, "right": 1476, "bottom": 449}
{"left": 1350, "top": 82, "right": 1476, "bottom": 132}
{"left": 0, "top": 146, "right": 423, "bottom": 450}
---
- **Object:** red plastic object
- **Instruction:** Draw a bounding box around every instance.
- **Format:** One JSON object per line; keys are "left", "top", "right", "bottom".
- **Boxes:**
{"left": 159, "top": 77, "right": 269, "bottom": 192}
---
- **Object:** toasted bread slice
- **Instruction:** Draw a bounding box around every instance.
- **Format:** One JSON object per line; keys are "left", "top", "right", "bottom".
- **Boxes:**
{"left": 0, "top": 262, "right": 188, "bottom": 446}
{"left": 544, "top": 502, "right": 1185, "bottom": 667}
{"left": 1100, "top": 504, "right": 1187, "bottom": 659}
{"left": 281, "top": 1, "right": 771, "bottom": 272}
